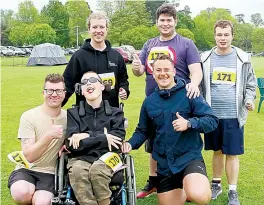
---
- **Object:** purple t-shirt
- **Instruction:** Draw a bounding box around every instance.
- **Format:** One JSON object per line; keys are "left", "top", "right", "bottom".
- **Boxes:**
{"left": 139, "top": 34, "right": 201, "bottom": 96}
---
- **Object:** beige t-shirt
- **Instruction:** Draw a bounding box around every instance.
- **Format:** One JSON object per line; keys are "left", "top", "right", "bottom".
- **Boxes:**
{"left": 16, "top": 106, "right": 67, "bottom": 174}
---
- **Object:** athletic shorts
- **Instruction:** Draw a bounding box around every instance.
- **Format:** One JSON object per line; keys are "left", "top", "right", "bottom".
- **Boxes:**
{"left": 156, "top": 160, "right": 207, "bottom": 193}
{"left": 8, "top": 168, "right": 55, "bottom": 194}
{"left": 204, "top": 118, "right": 244, "bottom": 155}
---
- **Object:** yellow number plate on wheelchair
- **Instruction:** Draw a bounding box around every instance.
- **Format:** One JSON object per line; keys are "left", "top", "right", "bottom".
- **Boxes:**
{"left": 7, "top": 151, "right": 34, "bottom": 169}
{"left": 99, "top": 152, "right": 122, "bottom": 172}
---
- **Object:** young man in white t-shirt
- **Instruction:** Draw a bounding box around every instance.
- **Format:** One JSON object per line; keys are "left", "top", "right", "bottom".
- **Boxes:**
{"left": 8, "top": 73, "right": 67, "bottom": 205}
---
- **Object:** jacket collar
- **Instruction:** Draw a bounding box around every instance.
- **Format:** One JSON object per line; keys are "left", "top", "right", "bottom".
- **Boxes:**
{"left": 84, "top": 100, "right": 105, "bottom": 114}
{"left": 156, "top": 77, "right": 186, "bottom": 98}
{"left": 201, "top": 45, "right": 250, "bottom": 63}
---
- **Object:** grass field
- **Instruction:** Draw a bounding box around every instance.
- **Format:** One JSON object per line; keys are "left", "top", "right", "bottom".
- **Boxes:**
{"left": 1, "top": 56, "right": 264, "bottom": 205}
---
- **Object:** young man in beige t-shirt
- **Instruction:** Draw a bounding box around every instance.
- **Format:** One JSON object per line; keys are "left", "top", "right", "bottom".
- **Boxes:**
{"left": 8, "top": 73, "right": 67, "bottom": 205}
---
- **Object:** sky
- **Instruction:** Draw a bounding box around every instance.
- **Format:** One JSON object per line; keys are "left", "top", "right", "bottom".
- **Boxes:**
{"left": 0, "top": 0, "right": 264, "bottom": 23}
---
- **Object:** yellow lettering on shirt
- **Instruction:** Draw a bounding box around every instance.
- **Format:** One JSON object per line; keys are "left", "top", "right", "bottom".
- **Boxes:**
{"left": 146, "top": 46, "right": 175, "bottom": 73}
{"left": 148, "top": 49, "right": 170, "bottom": 61}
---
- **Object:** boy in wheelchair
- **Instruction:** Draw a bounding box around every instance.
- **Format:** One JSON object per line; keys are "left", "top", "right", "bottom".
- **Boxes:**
{"left": 64, "top": 71, "right": 126, "bottom": 205}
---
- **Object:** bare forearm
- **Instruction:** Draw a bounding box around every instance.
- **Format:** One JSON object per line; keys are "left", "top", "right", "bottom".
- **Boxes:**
{"left": 132, "top": 65, "right": 145, "bottom": 77}
{"left": 190, "top": 68, "right": 203, "bottom": 86}
{"left": 22, "top": 136, "right": 53, "bottom": 163}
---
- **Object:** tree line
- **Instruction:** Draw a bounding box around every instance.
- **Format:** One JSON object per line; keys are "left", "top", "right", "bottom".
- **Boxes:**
{"left": 1, "top": 0, "right": 264, "bottom": 52}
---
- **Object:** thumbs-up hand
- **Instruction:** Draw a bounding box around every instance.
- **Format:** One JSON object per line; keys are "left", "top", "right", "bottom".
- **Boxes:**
{"left": 119, "top": 88, "right": 127, "bottom": 100}
{"left": 46, "top": 119, "right": 64, "bottom": 139}
{"left": 132, "top": 54, "right": 142, "bottom": 71}
{"left": 172, "top": 112, "right": 188, "bottom": 132}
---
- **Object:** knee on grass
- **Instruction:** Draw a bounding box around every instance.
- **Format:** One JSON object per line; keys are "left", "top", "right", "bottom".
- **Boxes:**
{"left": 187, "top": 190, "right": 211, "bottom": 205}
{"left": 10, "top": 184, "right": 34, "bottom": 204}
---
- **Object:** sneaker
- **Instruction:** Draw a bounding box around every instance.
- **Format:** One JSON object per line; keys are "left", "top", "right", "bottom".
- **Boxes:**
{"left": 211, "top": 183, "right": 222, "bottom": 200}
{"left": 136, "top": 180, "right": 156, "bottom": 199}
{"left": 228, "top": 190, "right": 240, "bottom": 205}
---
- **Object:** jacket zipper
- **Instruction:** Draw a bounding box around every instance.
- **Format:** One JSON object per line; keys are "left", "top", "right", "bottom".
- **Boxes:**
{"left": 94, "top": 110, "right": 97, "bottom": 128}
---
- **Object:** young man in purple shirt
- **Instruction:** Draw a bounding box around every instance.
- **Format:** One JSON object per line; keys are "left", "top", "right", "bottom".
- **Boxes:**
{"left": 132, "top": 3, "right": 203, "bottom": 198}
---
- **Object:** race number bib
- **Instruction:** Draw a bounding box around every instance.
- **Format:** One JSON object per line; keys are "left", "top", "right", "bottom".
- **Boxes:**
{"left": 99, "top": 73, "right": 116, "bottom": 90}
{"left": 8, "top": 151, "right": 34, "bottom": 169}
{"left": 146, "top": 46, "right": 176, "bottom": 74}
{"left": 212, "top": 67, "right": 237, "bottom": 85}
{"left": 99, "top": 152, "right": 122, "bottom": 172}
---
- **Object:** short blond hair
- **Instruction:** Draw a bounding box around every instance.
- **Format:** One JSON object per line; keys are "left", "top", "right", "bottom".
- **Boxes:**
{"left": 87, "top": 11, "right": 109, "bottom": 29}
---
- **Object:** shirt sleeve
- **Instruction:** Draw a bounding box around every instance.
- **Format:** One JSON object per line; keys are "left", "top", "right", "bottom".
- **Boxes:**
{"left": 117, "top": 54, "right": 130, "bottom": 98}
{"left": 17, "top": 112, "right": 35, "bottom": 139}
{"left": 139, "top": 40, "right": 149, "bottom": 69}
{"left": 186, "top": 40, "right": 201, "bottom": 66}
{"left": 127, "top": 100, "right": 149, "bottom": 149}
{"left": 188, "top": 96, "right": 219, "bottom": 133}
{"left": 245, "top": 63, "right": 257, "bottom": 104}
{"left": 62, "top": 54, "right": 80, "bottom": 106}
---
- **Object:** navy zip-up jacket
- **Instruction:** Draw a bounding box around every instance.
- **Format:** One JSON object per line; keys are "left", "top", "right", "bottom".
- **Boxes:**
{"left": 128, "top": 78, "right": 218, "bottom": 176}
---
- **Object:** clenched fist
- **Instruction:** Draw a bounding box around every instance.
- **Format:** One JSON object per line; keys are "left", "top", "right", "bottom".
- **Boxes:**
{"left": 46, "top": 119, "right": 64, "bottom": 139}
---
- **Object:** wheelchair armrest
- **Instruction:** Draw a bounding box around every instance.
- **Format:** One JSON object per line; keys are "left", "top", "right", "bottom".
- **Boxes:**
{"left": 120, "top": 102, "right": 124, "bottom": 111}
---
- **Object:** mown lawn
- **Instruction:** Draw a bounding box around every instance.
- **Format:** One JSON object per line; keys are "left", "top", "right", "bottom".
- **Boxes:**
{"left": 1, "top": 56, "right": 264, "bottom": 205}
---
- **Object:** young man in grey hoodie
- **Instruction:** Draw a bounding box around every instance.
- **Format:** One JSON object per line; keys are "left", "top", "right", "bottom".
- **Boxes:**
{"left": 201, "top": 20, "right": 257, "bottom": 205}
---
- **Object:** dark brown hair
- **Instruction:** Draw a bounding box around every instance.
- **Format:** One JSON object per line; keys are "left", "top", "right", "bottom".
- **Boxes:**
{"left": 44, "top": 73, "right": 65, "bottom": 88}
{"left": 214, "top": 20, "right": 234, "bottom": 35}
{"left": 156, "top": 3, "right": 177, "bottom": 20}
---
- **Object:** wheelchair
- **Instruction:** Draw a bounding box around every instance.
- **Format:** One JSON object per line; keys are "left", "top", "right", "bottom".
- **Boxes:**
{"left": 51, "top": 152, "right": 137, "bottom": 205}
{"left": 51, "top": 101, "right": 136, "bottom": 205}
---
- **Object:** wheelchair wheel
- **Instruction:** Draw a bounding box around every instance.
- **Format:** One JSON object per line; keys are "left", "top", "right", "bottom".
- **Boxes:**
{"left": 52, "top": 152, "right": 67, "bottom": 205}
{"left": 125, "top": 155, "right": 137, "bottom": 205}
{"left": 130, "top": 156, "right": 137, "bottom": 203}
{"left": 54, "top": 155, "right": 59, "bottom": 193}
{"left": 58, "top": 152, "right": 66, "bottom": 193}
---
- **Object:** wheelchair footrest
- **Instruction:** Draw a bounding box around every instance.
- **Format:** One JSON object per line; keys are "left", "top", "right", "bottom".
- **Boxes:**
{"left": 51, "top": 197, "right": 63, "bottom": 205}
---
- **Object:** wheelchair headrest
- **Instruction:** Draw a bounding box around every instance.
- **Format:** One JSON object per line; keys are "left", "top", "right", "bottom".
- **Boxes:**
{"left": 74, "top": 83, "right": 81, "bottom": 95}
{"left": 78, "top": 101, "right": 85, "bottom": 116}
{"left": 104, "top": 100, "right": 112, "bottom": 116}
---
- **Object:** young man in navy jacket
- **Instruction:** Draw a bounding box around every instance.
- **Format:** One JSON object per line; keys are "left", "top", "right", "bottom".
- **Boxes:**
{"left": 122, "top": 54, "right": 218, "bottom": 205}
